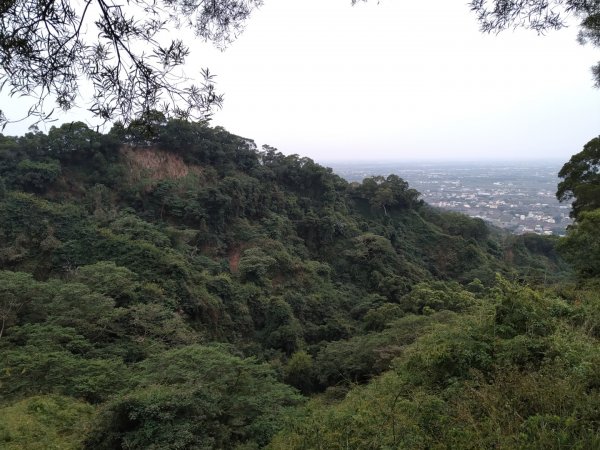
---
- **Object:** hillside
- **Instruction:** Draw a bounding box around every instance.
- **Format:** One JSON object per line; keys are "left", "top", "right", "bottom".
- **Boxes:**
{"left": 0, "top": 120, "right": 597, "bottom": 449}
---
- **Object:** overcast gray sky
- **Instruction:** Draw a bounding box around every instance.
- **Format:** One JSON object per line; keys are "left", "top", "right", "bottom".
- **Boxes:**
{"left": 3, "top": 0, "right": 600, "bottom": 162}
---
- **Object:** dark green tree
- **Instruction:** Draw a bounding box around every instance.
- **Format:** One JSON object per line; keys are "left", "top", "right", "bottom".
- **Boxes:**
{"left": 85, "top": 345, "right": 301, "bottom": 449}
{"left": 0, "top": 271, "right": 35, "bottom": 339}
{"left": 557, "top": 136, "right": 600, "bottom": 219}
{"left": 15, "top": 159, "right": 61, "bottom": 193}
{"left": 558, "top": 209, "right": 600, "bottom": 278}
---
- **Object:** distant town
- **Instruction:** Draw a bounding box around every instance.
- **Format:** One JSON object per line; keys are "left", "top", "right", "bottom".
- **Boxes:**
{"left": 327, "top": 161, "right": 572, "bottom": 236}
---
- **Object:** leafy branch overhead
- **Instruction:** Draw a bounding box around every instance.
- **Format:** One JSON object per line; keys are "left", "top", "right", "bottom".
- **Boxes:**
{"left": 3, "top": 0, "right": 600, "bottom": 129}
{"left": 0, "top": 0, "right": 262, "bottom": 127}
{"left": 470, "top": 0, "right": 600, "bottom": 85}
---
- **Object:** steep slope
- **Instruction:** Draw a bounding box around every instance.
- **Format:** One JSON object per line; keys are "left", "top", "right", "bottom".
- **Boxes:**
{"left": 0, "top": 120, "right": 588, "bottom": 449}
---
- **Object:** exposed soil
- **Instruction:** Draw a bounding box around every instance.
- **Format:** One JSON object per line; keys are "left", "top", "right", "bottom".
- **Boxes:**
{"left": 122, "top": 145, "right": 202, "bottom": 182}
{"left": 229, "top": 247, "right": 241, "bottom": 273}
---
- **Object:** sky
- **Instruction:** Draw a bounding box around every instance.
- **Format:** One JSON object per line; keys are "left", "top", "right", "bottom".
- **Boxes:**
{"left": 3, "top": 0, "right": 600, "bottom": 163}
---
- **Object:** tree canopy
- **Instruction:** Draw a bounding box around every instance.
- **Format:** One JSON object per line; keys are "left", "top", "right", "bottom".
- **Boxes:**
{"left": 0, "top": 120, "right": 596, "bottom": 448}
{"left": 0, "top": 0, "right": 262, "bottom": 127}
{"left": 557, "top": 135, "right": 600, "bottom": 219}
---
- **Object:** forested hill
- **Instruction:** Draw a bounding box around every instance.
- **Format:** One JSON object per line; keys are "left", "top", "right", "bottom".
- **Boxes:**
{"left": 0, "top": 120, "right": 597, "bottom": 449}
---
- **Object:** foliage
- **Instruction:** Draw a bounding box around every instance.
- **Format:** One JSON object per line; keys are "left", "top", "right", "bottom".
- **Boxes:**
{"left": 15, "top": 159, "right": 61, "bottom": 193}
{"left": 354, "top": 174, "right": 422, "bottom": 215}
{"left": 0, "top": 271, "right": 34, "bottom": 339}
{"left": 271, "top": 280, "right": 600, "bottom": 449}
{"left": 557, "top": 136, "right": 600, "bottom": 219}
{"left": 85, "top": 345, "right": 302, "bottom": 449}
{"left": 0, "top": 395, "right": 95, "bottom": 450}
{"left": 284, "top": 351, "right": 316, "bottom": 394}
{"left": 314, "top": 312, "right": 456, "bottom": 386}
{"left": 0, "top": 121, "right": 586, "bottom": 448}
{"left": 558, "top": 209, "right": 600, "bottom": 279}
{"left": 399, "top": 281, "right": 476, "bottom": 315}
{"left": 0, "top": 0, "right": 263, "bottom": 126}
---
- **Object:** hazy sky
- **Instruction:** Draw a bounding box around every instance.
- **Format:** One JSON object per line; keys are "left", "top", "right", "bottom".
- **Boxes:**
{"left": 3, "top": 0, "right": 600, "bottom": 162}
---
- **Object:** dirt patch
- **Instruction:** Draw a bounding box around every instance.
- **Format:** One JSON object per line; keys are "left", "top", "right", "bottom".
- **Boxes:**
{"left": 229, "top": 247, "right": 242, "bottom": 273}
{"left": 122, "top": 145, "right": 201, "bottom": 182}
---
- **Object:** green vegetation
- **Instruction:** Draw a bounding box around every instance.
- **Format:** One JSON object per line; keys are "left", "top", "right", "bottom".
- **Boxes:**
{"left": 0, "top": 395, "right": 94, "bottom": 449}
{"left": 557, "top": 136, "right": 600, "bottom": 220}
{"left": 271, "top": 279, "right": 600, "bottom": 449}
{"left": 0, "top": 120, "right": 598, "bottom": 448}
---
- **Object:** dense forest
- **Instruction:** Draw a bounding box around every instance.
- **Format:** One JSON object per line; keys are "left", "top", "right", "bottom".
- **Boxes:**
{"left": 0, "top": 119, "right": 598, "bottom": 449}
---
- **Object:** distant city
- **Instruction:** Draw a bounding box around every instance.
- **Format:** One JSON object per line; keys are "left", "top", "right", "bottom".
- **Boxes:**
{"left": 327, "top": 161, "right": 572, "bottom": 236}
